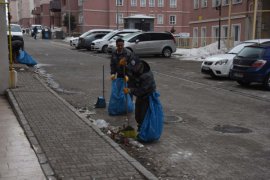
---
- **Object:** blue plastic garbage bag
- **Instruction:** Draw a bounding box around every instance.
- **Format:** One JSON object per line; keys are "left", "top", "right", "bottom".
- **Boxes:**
{"left": 16, "top": 50, "right": 37, "bottom": 66}
{"left": 138, "top": 92, "right": 163, "bottom": 142}
{"left": 108, "top": 78, "right": 134, "bottom": 115}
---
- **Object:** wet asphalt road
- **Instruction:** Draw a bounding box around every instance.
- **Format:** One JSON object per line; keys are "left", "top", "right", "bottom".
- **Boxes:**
{"left": 24, "top": 36, "right": 270, "bottom": 180}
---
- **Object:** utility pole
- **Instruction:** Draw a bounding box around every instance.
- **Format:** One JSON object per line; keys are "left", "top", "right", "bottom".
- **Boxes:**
{"left": 116, "top": 0, "right": 119, "bottom": 29}
{"left": 68, "top": 0, "right": 71, "bottom": 36}
{"left": 252, "top": 0, "right": 258, "bottom": 39}
{"left": 227, "top": 0, "right": 232, "bottom": 49}
{"left": 216, "top": 2, "right": 222, "bottom": 50}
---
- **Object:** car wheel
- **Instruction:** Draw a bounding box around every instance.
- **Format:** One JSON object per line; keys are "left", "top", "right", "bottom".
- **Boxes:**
{"left": 102, "top": 45, "right": 108, "bottom": 53}
{"left": 237, "top": 80, "right": 250, "bottom": 86}
{"left": 263, "top": 73, "right": 270, "bottom": 90}
{"left": 162, "top": 47, "right": 172, "bottom": 57}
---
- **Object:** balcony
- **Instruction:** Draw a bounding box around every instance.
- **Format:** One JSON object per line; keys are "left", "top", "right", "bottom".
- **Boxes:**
{"left": 32, "top": 7, "right": 41, "bottom": 15}
{"left": 50, "top": 0, "right": 61, "bottom": 12}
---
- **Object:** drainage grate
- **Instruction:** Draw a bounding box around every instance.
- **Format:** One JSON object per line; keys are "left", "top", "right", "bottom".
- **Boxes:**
{"left": 164, "top": 115, "right": 183, "bottom": 124}
{"left": 214, "top": 125, "right": 252, "bottom": 133}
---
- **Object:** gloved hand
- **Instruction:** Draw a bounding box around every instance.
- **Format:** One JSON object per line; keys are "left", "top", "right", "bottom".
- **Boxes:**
{"left": 124, "top": 75, "right": 129, "bottom": 82}
{"left": 119, "top": 58, "right": 127, "bottom": 66}
{"left": 123, "top": 88, "right": 130, "bottom": 94}
{"left": 111, "top": 74, "right": 116, "bottom": 80}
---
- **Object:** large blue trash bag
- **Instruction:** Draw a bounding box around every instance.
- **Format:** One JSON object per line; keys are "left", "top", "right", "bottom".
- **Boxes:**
{"left": 108, "top": 78, "right": 134, "bottom": 115}
{"left": 138, "top": 92, "right": 164, "bottom": 142}
{"left": 16, "top": 50, "right": 37, "bottom": 66}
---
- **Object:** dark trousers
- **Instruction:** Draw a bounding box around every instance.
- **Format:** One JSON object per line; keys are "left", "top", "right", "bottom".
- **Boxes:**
{"left": 135, "top": 97, "right": 149, "bottom": 131}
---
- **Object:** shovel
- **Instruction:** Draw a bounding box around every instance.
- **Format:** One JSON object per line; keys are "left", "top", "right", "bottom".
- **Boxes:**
{"left": 95, "top": 65, "right": 106, "bottom": 108}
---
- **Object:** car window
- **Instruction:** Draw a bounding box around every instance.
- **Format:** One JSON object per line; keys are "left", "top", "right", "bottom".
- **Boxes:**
{"left": 237, "top": 47, "right": 265, "bottom": 59}
{"left": 95, "top": 34, "right": 105, "bottom": 39}
{"left": 228, "top": 42, "right": 254, "bottom": 54}
{"left": 264, "top": 48, "right": 270, "bottom": 58}
{"left": 132, "top": 34, "right": 151, "bottom": 42}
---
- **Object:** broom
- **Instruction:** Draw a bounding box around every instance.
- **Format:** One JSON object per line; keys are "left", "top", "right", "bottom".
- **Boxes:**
{"left": 120, "top": 65, "right": 137, "bottom": 138}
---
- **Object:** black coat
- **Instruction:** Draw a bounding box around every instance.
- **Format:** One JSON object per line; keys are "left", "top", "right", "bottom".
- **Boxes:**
{"left": 127, "top": 60, "right": 156, "bottom": 98}
{"left": 110, "top": 48, "right": 134, "bottom": 77}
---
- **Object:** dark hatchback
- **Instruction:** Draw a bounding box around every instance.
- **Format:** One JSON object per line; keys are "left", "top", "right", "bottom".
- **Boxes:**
{"left": 230, "top": 44, "right": 270, "bottom": 90}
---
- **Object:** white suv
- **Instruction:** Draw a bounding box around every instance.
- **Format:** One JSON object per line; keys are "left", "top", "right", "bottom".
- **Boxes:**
{"left": 91, "top": 29, "right": 141, "bottom": 53}
{"left": 201, "top": 39, "right": 270, "bottom": 78}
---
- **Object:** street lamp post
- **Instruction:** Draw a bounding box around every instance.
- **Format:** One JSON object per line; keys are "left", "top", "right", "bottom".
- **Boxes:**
{"left": 68, "top": 0, "right": 71, "bottom": 36}
{"left": 216, "top": 3, "right": 222, "bottom": 50}
{"left": 116, "top": 0, "right": 119, "bottom": 29}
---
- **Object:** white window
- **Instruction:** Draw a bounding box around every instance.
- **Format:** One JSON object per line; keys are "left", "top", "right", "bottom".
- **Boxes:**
{"left": 194, "top": 0, "right": 199, "bottom": 9}
{"left": 212, "top": 0, "right": 221, "bottom": 7}
{"left": 170, "top": 0, "right": 177, "bottom": 8}
{"left": 222, "top": 25, "right": 228, "bottom": 39}
{"left": 193, "top": 27, "right": 198, "bottom": 47}
{"left": 201, "top": 0, "right": 207, "bottom": 8}
{"left": 116, "top": 13, "right": 124, "bottom": 24}
{"left": 169, "top": 15, "right": 176, "bottom": 25}
{"left": 78, "top": 12, "right": 83, "bottom": 24}
{"left": 158, "top": 0, "right": 164, "bottom": 7}
{"left": 201, "top": 27, "right": 207, "bottom": 46}
{"left": 233, "top": 0, "right": 242, "bottom": 4}
{"left": 116, "top": 0, "right": 123, "bottom": 6}
{"left": 157, "top": 14, "right": 164, "bottom": 24}
{"left": 140, "top": 0, "right": 146, "bottom": 7}
{"left": 212, "top": 26, "right": 220, "bottom": 42}
{"left": 232, "top": 24, "right": 241, "bottom": 42}
{"left": 222, "top": 0, "right": 229, "bottom": 5}
{"left": 149, "top": 0, "right": 155, "bottom": 7}
{"left": 131, "top": 0, "right": 137, "bottom": 6}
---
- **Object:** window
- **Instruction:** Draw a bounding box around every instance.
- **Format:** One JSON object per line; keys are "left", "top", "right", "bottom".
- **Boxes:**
{"left": 193, "top": 27, "right": 198, "bottom": 47}
{"left": 233, "top": 0, "right": 242, "bottom": 4}
{"left": 201, "top": 0, "right": 207, "bottom": 8}
{"left": 158, "top": 0, "right": 164, "bottom": 7}
{"left": 169, "top": 15, "right": 176, "bottom": 25}
{"left": 140, "top": 0, "right": 146, "bottom": 7}
{"left": 79, "top": 12, "right": 83, "bottom": 24}
{"left": 212, "top": 26, "right": 220, "bottom": 42}
{"left": 116, "top": 13, "right": 124, "bottom": 24}
{"left": 131, "top": 0, "right": 137, "bottom": 6}
{"left": 222, "top": 0, "right": 229, "bottom": 5}
{"left": 170, "top": 0, "right": 177, "bottom": 8}
{"left": 116, "top": 0, "right": 123, "bottom": 6}
{"left": 157, "top": 14, "right": 164, "bottom": 24}
{"left": 232, "top": 24, "right": 240, "bottom": 42}
{"left": 194, "top": 0, "right": 199, "bottom": 9}
{"left": 212, "top": 0, "right": 221, "bottom": 7}
{"left": 201, "top": 27, "right": 207, "bottom": 46}
{"left": 78, "top": 0, "right": 83, "bottom": 6}
{"left": 222, "top": 26, "right": 228, "bottom": 39}
{"left": 149, "top": 0, "right": 155, "bottom": 7}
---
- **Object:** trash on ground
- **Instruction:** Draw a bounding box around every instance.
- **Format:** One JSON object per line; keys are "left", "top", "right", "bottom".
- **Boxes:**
{"left": 93, "top": 119, "right": 109, "bottom": 128}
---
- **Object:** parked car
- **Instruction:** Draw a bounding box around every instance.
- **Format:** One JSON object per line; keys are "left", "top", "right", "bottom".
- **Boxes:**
{"left": 107, "top": 31, "right": 176, "bottom": 57}
{"left": 91, "top": 29, "right": 141, "bottom": 53}
{"left": 76, "top": 29, "right": 113, "bottom": 49}
{"left": 70, "top": 37, "right": 79, "bottom": 47}
{"left": 80, "top": 33, "right": 108, "bottom": 50}
{"left": 107, "top": 34, "right": 134, "bottom": 53}
{"left": 7, "top": 24, "right": 24, "bottom": 49}
{"left": 230, "top": 43, "right": 270, "bottom": 90}
{"left": 201, "top": 39, "right": 270, "bottom": 78}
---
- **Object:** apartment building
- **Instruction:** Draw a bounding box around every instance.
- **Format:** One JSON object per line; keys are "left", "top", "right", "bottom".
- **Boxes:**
{"left": 190, "top": 0, "right": 270, "bottom": 47}
{"left": 17, "top": 0, "right": 34, "bottom": 27}
{"left": 73, "top": 0, "right": 191, "bottom": 33}
{"left": 32, "top": 0, "right": 51, "bottom": 27}
{"left": 9, "top": 0, "right": 19, "bottom": 24}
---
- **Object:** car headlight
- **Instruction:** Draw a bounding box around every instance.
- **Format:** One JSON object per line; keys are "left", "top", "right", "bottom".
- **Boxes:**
{"left": 215, "top": 59, "right": 228, "bottom": 65}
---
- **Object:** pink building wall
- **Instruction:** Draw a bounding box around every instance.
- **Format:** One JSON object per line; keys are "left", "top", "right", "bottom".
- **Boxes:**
{"left": 40, "top": 3, "right": 50, "bottom": 27}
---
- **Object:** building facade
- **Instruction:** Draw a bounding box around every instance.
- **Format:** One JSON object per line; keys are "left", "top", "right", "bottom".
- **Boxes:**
{"left": 190, "top": 0, "right": 270, "bottom": 47}
{"left": 16, "top": 0, "right": 34, "bottom": 28}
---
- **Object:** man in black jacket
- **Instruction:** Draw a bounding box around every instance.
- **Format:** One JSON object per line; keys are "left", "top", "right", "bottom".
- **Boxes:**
{"left": 124, "top": 57, "right": 156, "bottom": 131}
{"left": 110, "top": 38, "right": 134, "bottom": 80}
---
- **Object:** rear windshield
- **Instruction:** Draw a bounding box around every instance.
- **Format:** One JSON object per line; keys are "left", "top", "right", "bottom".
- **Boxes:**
{"left": 237, "top": 47, "right": 265, "bottom": 59}
{"left": 8, "top": 25, "right": 22, "bottom": 32}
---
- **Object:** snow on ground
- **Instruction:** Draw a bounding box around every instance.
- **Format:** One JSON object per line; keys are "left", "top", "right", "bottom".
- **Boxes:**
{"left": 173, "top": 41, "right": 228, "bottom": 61}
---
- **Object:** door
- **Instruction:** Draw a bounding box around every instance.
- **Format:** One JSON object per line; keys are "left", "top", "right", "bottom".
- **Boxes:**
{"left": 129, "top": 34, "right": 151, "bottom": 54}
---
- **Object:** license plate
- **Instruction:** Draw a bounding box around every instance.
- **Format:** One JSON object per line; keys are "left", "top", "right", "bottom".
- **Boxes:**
{"left": 233, "top": 72, "right": 243, "bottom": 78}
{"left": 202, "top": 66, "right": 210, "bottom": 70}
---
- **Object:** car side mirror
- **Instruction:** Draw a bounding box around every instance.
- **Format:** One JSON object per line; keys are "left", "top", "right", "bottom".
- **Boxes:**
{"left": 135, "top": 39, "right": 139, "bottom": 44}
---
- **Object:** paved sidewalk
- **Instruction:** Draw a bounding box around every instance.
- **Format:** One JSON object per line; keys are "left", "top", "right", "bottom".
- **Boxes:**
{"left": 7, "top": 70, "right": 157, "bottom": 180}
{"left": 0, "top": 95, "right": 46, "bottom": 180}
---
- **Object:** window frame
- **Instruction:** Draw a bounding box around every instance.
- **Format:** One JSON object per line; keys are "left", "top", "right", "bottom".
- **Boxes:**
{"left": 158, "top": 0, "right": 164, "bottom": 7}
{"left": 201, "top": 0, "right": 207, "bottom": 8}
{"left": 157, "top": 14, "right": 164, "bottom": 24}
{"left": 194, "top": 0, "right": 199, "bottom": 9}
{"left": 131, "top": 0, "right": 137, "bottom": 6}
{"left": 140, "top": 0, "right": 146, "bottom": 7}
{"left": 149, "top": 0, "right": 155, "bottom": 7}
{"left": 116, "top": 0, "right": 124, "bottom": 6}
{"left": 170, "top": 0, "right": 177, "bottom": 8}
{"left": 169, "top": 15, "right": 176, "bottom": 25}
{"left": 116, "top": 13, "right": 124, "bottom": 24}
